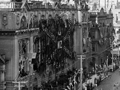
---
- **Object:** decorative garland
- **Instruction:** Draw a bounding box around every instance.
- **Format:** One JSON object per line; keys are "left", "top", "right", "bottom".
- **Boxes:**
{"left": 33, "top": 14, "right": 76, "bottom": 75}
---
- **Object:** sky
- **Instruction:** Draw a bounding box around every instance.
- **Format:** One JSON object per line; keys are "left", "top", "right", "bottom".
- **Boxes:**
{"left": 0, "top": 0, "right": 75, "bottom": 5}
{"left": 0, "top": 0, "right": 73, "bottom": 2}
{"left": 100, "top": 0, "right": 105, "bottom": 6}
{"left": 0, "top": 0, "right": 120, "bottom": 6}
{"left": 0, "top": 0, "right": 10, "bottom": 2}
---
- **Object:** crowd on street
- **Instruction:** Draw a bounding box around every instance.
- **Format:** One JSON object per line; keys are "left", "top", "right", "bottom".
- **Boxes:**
{"left": 19, "top": 58, "right": 120, "bottom": 90}
{"left": 31, "top": 62, "right": 118, "bottom": 90}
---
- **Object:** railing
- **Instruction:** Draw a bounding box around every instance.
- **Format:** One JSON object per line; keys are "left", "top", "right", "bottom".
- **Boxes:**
{"left": 15, "top": 28, "right": 39, "bottom": 33}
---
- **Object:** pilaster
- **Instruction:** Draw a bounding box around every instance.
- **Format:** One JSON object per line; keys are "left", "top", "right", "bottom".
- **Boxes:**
{"left": 30, "top": 36, "right": 33, "bottom": 53}
{"left": 14, "top": 36, "right": 19, "bottom": 81}
{"left": 0, "top": 65, "right": 6, "bottom": 90}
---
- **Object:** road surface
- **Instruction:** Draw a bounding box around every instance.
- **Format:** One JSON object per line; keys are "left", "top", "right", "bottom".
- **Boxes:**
{"left": 94, "top": 69, "right": 120, "bottom": 90}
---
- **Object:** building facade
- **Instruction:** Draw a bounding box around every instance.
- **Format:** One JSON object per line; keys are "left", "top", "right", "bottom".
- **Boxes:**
{"left": 112, "top": 0, "right": 120, "bottom": 46}
{"left": 0, "top": 0, "right": 90, "bottom": 90}
{"left": 89, "top": 8, "right": 114, "bottom": 70}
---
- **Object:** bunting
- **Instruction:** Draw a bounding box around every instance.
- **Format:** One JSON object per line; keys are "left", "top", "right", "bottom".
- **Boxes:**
{"left": 33, "top": 14, "right": 76, "bottom": 74}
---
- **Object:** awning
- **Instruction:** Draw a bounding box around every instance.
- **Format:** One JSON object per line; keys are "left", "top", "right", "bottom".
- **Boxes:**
{"left": 111, "top": 48, "right": 120, "bottom": 56}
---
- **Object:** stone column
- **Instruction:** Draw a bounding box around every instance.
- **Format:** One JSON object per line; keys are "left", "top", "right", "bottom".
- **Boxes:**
{"left": 0, "top": 65, "right": 6, "bottom": 90}
{"left": 74, "top": 26, "right": 83, "bottom": 54}
{"left": 28, "top": 36, "right": 34, "bottom": 90}
{"left": 5, "top": 36, "right": 19, "bottom": 90}
{"left": 30, "top": 36, "right": 33, "bottom": 53}
{"left": 14, "top": 37, "right": 19, "bottom": 81}
{"left": 78, "top": 11, "right": 83, "bottom": 23}
{"left": 76, "top": 10, "right": 83, "bottom": 90}
{"left": 29, "top": 36, "right": 34, "bottom": 74}
{"left": 0, "top": 65, "right": 5, "bottom": 82}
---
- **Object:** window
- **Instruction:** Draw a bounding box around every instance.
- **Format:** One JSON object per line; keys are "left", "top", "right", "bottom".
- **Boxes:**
{"left": 33, "top": 36, "right": 40, "bottom": 53}
{"left": 92, "top": 44, "right": 95, "bottom": 51}
{"left": 20, "top": 16, "right": 27, "bottom": 29}
{"left": 14, "top": 0, "right": 22, "bottom": 2}
{"left": 91, "top": 31, "right": 95, "bottom": 39}
{"left": 18, "top": 38, "right": 30, "bottom": 78}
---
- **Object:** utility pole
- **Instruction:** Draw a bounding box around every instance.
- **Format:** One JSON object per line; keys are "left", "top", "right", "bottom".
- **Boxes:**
{"left": 112, "top": 42, "right": 114, "bottom": 71}
{"left": 80, "top": 55, "right": 83, "bottom": 90}
{"left": 75, "top": 0, "right": 87, "bottom": 90}
{"left": 78, "top": 8, "right": 83, "bottom": 90}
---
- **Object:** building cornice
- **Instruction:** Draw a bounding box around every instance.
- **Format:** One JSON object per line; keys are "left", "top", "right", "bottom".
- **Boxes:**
{"left": 0, "top": 28, "right": 39, "bottom": 36}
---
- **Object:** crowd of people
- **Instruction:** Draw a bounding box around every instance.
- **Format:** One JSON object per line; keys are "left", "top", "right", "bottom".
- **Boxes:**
{"left": 20, "top": 60, "right": 120, "bottom": 90}
{"left": 36, "top": 68, "right": 81, "bottom": 90}
{"left": 32, "top": 65, "right": 103, "bottom": 90}
{"left": 21, "top": 64, "right": 106, "bottom": 90}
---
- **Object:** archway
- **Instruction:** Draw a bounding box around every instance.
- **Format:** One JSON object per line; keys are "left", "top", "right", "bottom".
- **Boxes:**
{"left": 18, "top": 38, "right": 30, "bottom": 78}
{"left": 33, "top": 36, "right": 40, "bottom": 53}
{"left": 33, "top": 15, "right": 38, "bottom": 28}
{"left": 20, "top": 15, "right": 27, "bottom": 29}
{"left": 29, "top": 18, "right": 33, "bottom": 28}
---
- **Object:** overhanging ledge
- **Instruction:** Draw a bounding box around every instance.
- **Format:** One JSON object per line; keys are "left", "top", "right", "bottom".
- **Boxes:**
{"left": 0, "top": 28, "right": 39, "bottom": 36}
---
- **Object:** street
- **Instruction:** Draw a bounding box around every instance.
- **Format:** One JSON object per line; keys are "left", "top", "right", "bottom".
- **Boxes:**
{"left": 94, "top": 69, "right": 120, "bottom": 90}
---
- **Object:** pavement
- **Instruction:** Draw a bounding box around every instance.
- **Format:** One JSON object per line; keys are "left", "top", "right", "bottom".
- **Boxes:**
{"left": 94, "top": 69, "right": 120, "bottom": 90}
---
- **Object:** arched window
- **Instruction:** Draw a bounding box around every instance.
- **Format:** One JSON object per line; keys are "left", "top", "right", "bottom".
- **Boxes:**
{"left": 33, "top": 36, "right": 39, "bottom": 53}
{"left": 18, "top": 38, "right": 30, "bottom": 78}
{"left": 20, "top": 16, "right": 27, "bottom": 29}
{"left": 29, "top": 18, "right": 33, "bottom": 28}
{"left": 33, "top": 15, "right": 38, "bottom": 28}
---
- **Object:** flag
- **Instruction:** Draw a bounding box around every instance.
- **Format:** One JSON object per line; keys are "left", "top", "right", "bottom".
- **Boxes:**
{"left": 116, "top": 14, "right": 118, "bottom": 23}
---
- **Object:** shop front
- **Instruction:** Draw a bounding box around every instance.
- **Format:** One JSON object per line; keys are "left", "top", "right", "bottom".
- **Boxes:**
{"left": 110, "top": 48, "right": 120, "bottom": 71}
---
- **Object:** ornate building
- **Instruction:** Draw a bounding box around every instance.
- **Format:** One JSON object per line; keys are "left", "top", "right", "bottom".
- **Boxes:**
{"left": 0, "top": 0, "right": 90, "bottom": 90}
{"left": 89, "top": 8, "right": 115, "bottom": 70}
{"left": 111, "top": 0, "right": 120, "bottom": 46}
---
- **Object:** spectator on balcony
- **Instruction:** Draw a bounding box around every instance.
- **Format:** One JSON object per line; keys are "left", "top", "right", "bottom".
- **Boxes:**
{"left": 39, "top": 15, "right": 47, "bottom": 33}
